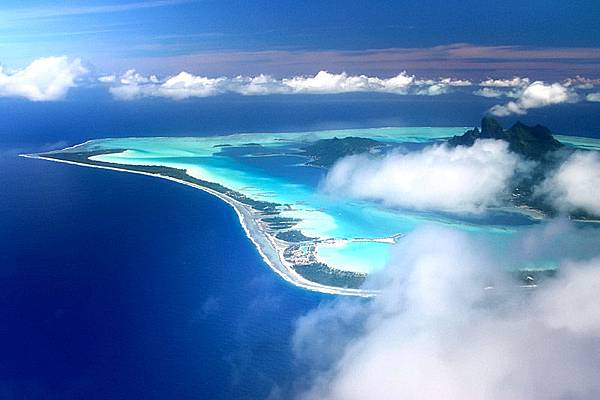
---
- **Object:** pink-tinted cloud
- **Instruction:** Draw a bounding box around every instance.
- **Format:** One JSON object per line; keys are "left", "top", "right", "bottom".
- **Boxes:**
{"left": 97, "top": 44, "right": 600, "bottom": 79}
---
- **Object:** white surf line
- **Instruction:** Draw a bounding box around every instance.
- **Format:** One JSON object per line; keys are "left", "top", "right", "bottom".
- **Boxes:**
{"left": 21, "top": 153, "right": 379, "bottom": 298}
{"left": 350, "top": 233, "right": 403, "bottom": 244}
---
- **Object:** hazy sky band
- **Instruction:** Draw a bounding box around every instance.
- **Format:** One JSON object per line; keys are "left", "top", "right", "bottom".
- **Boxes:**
{"left": 93, "top": 45, "right": 600, "bottom": 79}
{"left": 1, "top": 0, "right": 600, "bottom": 79}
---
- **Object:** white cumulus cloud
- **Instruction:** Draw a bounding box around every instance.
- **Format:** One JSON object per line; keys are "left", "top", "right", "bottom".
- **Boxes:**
{"left": 322, "top": 139, "right": 527, "bottom": 214}
{"left": 490, "top": 81, "right": 577, "bottom": 116}
{"left": 587, "top": 92, "right": 600, "bottom": 102}
{"left": 0, "top": 56, "right": 87, "bottom": 101}
{"left": 473, "top": 87, "right": 507, "bottom": 98}
{"left": 535, "top": 151, "right": 600, "bottom": 216}
{"left": 109, "top": 70, "right": 225, "bottom": 100}
{"left": 480, "top": 77, "right": 530, "bottom": 88}
{"left": 102, "top": 70, "right": 475, "bottom": 100}
{"left": 228, "top": 74, "right": 288, "bottom": 95}
{"left": 414, "top": 77, "right": 473, "bottom": 96}
{"left": 293, "top": 224, "right": 600, "bottom": 400}
{"left": 563, "top": 76, "right": 600, "bottom": 89}
{"left": 282, "top": 70, "right": 416, "bottom": 94}
{"left": 97, "top": 74, "right": 116, "bottom": 83}
{"left": 155, "top": 72, "right": 225, "bottom": 99}
{"left": 474, "top": 87, "right": 523, "bottom": 98}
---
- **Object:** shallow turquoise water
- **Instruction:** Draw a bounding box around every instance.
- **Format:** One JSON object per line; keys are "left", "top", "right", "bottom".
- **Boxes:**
{"left": 318, "top": 241, "right": 392, "bottom": 272}
{"left": 64, "top": 127, "right": 600, "bottom": 274}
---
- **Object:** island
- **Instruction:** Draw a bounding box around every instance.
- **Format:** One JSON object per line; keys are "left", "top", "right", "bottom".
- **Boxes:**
{"left": 23, "top": 144, "right": 378, "bottom": 296}
{"left": 22, "top": 122, "right": 600, "bottom": 294}
{"left": 450, "top": 117, "right": 598, "bottom": 220}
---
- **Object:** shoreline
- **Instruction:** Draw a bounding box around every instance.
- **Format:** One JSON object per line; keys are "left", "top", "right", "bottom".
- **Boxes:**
{"left": 21, "top": 153, "right": 378, "bottom": 298}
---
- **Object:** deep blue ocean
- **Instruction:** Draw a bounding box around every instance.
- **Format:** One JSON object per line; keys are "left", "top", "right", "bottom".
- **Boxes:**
{"left": 1, "top": 92, "right": 599, "bottom": 399}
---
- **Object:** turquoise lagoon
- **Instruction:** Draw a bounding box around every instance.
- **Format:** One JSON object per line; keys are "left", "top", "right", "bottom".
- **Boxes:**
{"left": 59, "top": 127, "right": 600, "bottom": 274}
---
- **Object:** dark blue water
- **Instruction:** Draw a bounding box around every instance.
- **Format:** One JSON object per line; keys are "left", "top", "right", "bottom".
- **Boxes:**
{"left": 2, "top": 89, "right": 599, "bottom": 148}
{"left": 1, "top": 93, "right": 599, "bottom": 399}
{"left": 0, "top": 152, "right": 325, "bottom": 399}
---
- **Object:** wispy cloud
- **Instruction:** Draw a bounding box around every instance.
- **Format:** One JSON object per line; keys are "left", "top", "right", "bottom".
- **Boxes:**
{"left": 0, "top": 28, "right": 126, "bottom": 40}
{"left": 101, "top": 44, "right": 600, "bottom": 79}
{"left": 0, "top": 0, "right": 191, "bottom": 20}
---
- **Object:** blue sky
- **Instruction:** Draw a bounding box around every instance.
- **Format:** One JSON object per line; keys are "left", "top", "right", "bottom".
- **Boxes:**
{"left": 1, "top": 0, "right": 600, "bottom": 118}
{"left": 2, "top": 0, "right": 600, "bottom": 75}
